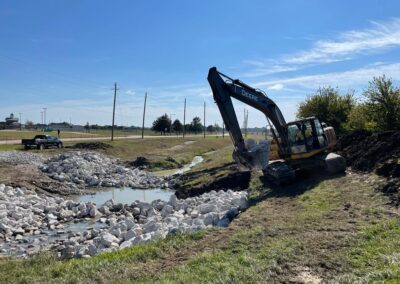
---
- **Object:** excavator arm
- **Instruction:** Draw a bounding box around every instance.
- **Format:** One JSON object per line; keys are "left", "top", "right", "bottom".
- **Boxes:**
{"left": 207, "top": 67, "right": 290, "bottom": 161}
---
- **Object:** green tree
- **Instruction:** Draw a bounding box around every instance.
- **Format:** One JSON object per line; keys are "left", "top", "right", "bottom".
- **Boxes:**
{"left": 172, "top": 119, "right": 183, "bottom": 133}
{"left": 190, "top": 117, "right": 202, "bottom": 134}
{"left": 345, "top": 104, "right": 376, "bottom": 131}
{"left": 206, "top": 125, "right": 215, "bottom": 132}
{"left": 151, "top": 114, "right": 171, "bottom": 134}
{"left": 363, "top": 75, "right": 400, "bottom": 131}
{"left": 297, "top": 87, "right": 355, "bottom": 134}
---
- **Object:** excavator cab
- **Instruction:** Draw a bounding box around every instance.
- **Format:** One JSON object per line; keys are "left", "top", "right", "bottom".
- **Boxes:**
{"left": 286, "top": 117, "right": 336, "bottom": 159}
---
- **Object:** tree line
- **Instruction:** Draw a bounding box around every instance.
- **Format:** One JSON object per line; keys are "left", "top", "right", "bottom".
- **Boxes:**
{"left": 151, "top": 114, "right": 221, "bottom": 135}
{"left": 297, "top": 75, "right": 400, "bottom": 134}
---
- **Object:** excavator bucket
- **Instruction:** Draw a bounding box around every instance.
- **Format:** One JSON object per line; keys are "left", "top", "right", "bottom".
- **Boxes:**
{"left": 233, "top": 139, "right": 271, "bottom": 171}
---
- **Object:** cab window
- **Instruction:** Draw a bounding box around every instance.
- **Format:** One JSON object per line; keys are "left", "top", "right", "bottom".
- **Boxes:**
{"left": 288, "top": 124, "right": 304, "bottom": 145}
{"left": 314, "top": 119, "right": 324, "bottom": 136}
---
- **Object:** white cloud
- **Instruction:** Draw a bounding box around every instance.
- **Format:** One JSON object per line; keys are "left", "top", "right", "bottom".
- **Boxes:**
{"left": 267, "top": 83, "right": 284, "bottom": 90}
{"left": 125, "top": 89, "right": 136, "bottom": 96}
{"left": 284, "top": 18, "right": 400, "bottom": 65}
{"left": 255, "top": 62, "right": 400, "bottom": 90}
{"left": 242, "top": 18, "right": 400, "bottom": 77}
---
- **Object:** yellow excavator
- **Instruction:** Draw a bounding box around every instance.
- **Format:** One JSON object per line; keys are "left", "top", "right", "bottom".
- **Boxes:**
{"left": 207, "top": 67, "right": 346, "bottom": 183}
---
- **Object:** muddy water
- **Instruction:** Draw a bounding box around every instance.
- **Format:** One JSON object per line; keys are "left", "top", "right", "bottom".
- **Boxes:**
{"left": 75, "top": 187, "right": 175, "bottom": 207}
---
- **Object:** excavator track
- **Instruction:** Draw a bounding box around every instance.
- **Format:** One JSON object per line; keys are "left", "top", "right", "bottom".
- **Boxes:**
{"left": 263, "top": 160, "right": 296, "bottom": 185}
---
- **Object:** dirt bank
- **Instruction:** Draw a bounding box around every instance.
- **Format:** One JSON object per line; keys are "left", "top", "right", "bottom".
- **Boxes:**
{"left": 0, "top": 163, "right": 81, "bottom": 195}
{"left": 175, "top": 164, "right": 250, "bottom": 199}
{"left": 68, "top": 142, "right": 112, "bottom": 150}
{"left": 335, "top": 130, "right": 400, "bottom": 204}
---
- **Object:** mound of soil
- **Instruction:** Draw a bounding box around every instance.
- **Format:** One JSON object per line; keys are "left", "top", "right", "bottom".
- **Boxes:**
{"left": 69, "top": 142, "right": 112, "bottom": 150}
{"left": 335, "top": 130, "right": 400, "bottom": 204}
{"left": 131, "top": 156, "right": 149, "bottom": 168}
{"left": 335, "top": 130, "right": 400, "bottom": 173}
{"left": 375, "top": 178, "right": 400, "bottom": 206}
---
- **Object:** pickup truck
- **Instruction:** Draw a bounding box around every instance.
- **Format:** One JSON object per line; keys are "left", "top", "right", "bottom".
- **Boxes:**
{"left": 21, "top": 135, "right": 63, "bottom": 150}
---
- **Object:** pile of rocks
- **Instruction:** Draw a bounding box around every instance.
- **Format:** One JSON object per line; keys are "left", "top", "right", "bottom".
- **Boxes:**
{"left": 57, "top": 189, "right": 248, "bottom": 259}
{"left": 0, "top": 183, "right": 248, "bottom": 259}
{"left": 0, "top": 184, "right": 98, "bottom": 257}
{"left": 40, "top": 151, "right": 165, "bottom": 189}
{"left": 0, "top": 150, "right": 48, "bottom": 166}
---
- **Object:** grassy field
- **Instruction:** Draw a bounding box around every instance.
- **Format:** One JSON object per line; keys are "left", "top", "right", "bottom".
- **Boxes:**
{"left": 1, "top": 135, "right": 399, "bottom": 282}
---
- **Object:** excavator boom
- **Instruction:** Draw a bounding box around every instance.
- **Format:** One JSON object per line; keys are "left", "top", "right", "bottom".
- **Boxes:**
{"left": 208, "top": 67, "right": 289, "bottom": 158}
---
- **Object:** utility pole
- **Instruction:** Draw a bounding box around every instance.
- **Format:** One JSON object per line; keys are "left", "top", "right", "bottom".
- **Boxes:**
{"left": 183, "top": 98, "right": 186, "bottom": 138}
{"left": 141, "top": 92, "right": 147, "bottom": 139}
{"left": 203, "top": 101, "right": 206, "bottom": 139}
{"left": 40, "top": 111, "right": 43, "bottom": 125}
{"left": 43, "top": 108, "right": 47, "bottom": 125}
{"left": 222, "top": 122, "right": 225, "bottom": 138}
{"left": 111, "top": 82, "right": 118, "bottom": 141}
{"left": 19, "top": 113, "right": 22, "bottom": 130}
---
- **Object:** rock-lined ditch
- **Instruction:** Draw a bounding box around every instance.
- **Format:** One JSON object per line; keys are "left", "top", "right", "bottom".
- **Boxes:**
{"left": 0, "top": 149, "right": 250, "bottom": 259}
{"left": 0, "top": 184, "right": 97, "bottom": 257}
{"left": 0, "top": 184, "right": 248, "bottom": 259}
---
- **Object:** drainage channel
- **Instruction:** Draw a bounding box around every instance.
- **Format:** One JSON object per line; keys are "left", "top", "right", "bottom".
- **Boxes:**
{"left": 53, "top": 155, "right": 203, "bottom": 247}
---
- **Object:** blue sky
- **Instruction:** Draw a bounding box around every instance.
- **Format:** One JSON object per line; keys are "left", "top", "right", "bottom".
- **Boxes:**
{"left": 1, "top": 0, "right": 400, "bottom": 127}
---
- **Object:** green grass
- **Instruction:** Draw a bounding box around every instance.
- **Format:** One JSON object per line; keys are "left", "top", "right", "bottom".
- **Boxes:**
{"left": 153, "top": 238, "right": 298, "bottom": 283}
{"left": 337, "top": 219, "right": 400, "bottom": 283}
{"left": 0, "top": 144, "right": 21, "bottom": 151}
{"left": 103, "top": 136, "right": 232, "bottom": 171}
{"left": 0, "top": 231, "right": 205, "bottom": 284}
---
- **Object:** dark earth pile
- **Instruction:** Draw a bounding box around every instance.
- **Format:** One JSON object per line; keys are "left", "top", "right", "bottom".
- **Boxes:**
{"left": 335, "top": 130, "right": 400, "bottom": 205}
{"left": 131, "top": 156, "right": 149, "bottom": 168}
{"left": 69, "top": 142, "right": 112, "bottom": 150}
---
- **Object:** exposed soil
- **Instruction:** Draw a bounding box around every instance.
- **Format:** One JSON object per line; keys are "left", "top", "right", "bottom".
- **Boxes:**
{"left": 175, "top": 163, "right": 251, "bottom": 199}
{"left": 128, "top": 156, "right": 182, "bottom": 170}
{"left": 130, "top": 156, "right": 149, "bottom": 168}
{"left": 68, "top": 142, "right": 112, "bottom": 150}
{"left": 0, "top": 163, "right": 80, "bottom": 195}
{"left": 335, "top": 130, "right": 400, "bottom": 205}
{"left": 335, "top": 130, "right": 400, "bottom": 173}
